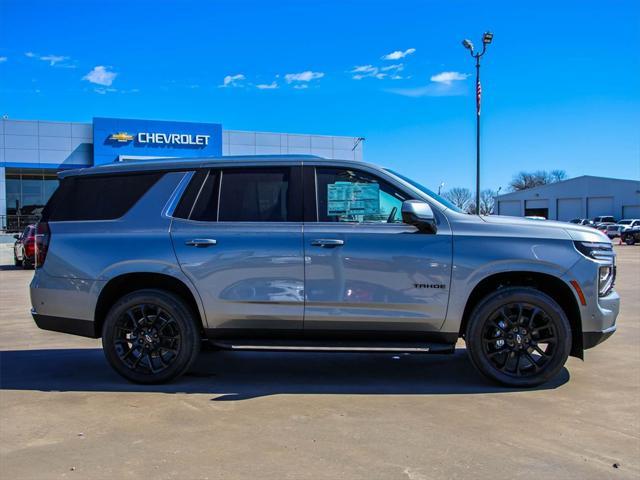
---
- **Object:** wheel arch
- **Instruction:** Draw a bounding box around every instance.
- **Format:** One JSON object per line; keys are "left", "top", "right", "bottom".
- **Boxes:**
{"left": 94, "top": 272, "right": 206, "bottom": 338}
{"left": 458, "top": 271, "right": 583, "bottom": 358}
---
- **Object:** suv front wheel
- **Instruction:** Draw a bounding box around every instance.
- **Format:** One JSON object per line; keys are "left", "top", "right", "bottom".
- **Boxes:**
{"left": 102, "top": 289, "right": 200, "bottom": 384}
{"left": 465, "top": 287, "right": 571, "bottom": 388}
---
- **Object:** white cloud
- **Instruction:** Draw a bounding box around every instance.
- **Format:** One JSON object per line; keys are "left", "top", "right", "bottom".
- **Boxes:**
{"left": 352, "top": 65, "right": 376, "bottom": 73}
{"left": 93, "top": 87, "right": 117, "bottom": 95}
{"left": 382, "top": 48, "right": 416, "bottom": 60}
{"left": 256, "top": 81, "right": 278, "bottom": 90}
{"left": 381, "top": 63, "right": 404, "bottom": 72}
{"left": 284, "top": 71, "right": 324, "bottom": 83}
{"left": 351, "top": 64, "right": 403, "bottom": 80}
{"left": 83, "top": 66, "right": 117, "bottom": 86}
{"left": 430, "top": 71, "right": 470, "bottom": 84}
{"left": 0, "top": 56, "right": 7, "bottom": 63}
{"left": 293, "top": 84, "right": 309, "bottom": 89}
{"left": 220, "top": 73, "right": 245, "bottom": 87}
{"left": 25, "top": 51, "right": 73, "bottom": 67}
{"left": 40, "top": 55, "right": 68, "bottom": 66}
{"left": 387, "top": 70, "right": 470, "bottom": 97}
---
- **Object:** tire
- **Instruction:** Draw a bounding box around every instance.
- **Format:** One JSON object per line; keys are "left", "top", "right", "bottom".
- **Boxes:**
{"left": 625, "top": 235, "right": 636, "bottom": 245}
{"left": 102, "top": 289, "right": 201, "bottom": 384}
{"left": 22, "top": 257, "right": 34, "bottom": 269}
{"left": 465, "top": 287, "right": 571, "bottom": 388}
{"left": 14, "top": 254, "right": 21, "bottom": 266}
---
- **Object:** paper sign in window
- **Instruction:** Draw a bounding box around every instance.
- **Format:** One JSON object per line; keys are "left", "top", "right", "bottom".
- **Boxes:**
{"left": 327, "top": 182, "right": 380, "bottom": 216}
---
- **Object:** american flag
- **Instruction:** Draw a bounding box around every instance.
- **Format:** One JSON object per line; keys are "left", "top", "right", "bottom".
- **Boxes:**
{"left": 476, "top": 79, "right": 482, "bottom": 115}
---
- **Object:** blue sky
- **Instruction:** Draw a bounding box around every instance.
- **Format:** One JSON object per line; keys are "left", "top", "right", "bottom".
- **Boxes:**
{"left": 0, "top": 0, "right": 638, "bottom": 192}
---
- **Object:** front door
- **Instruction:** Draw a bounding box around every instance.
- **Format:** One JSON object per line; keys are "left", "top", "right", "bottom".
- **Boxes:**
{"left": 303, "top": 166, "right": 452, "bottom": 334}
{"left": 171, "top": 166, "right": 304, "bottom": 333}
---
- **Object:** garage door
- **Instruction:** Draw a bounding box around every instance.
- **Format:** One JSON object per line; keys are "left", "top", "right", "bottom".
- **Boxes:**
{"left": 587, "top": 197, "right": 614, "bottom": 218}
{"left": 557, "top": 198, "right": 582, "bottom": 221}
{"left": 525, "top": 199, "right": 549, "bottom": 219}
{"left": 623, "top": 205, "right": 640, "bottom": 218}
{"left": 498, "top": 201, "right": 521, "bottom": 216}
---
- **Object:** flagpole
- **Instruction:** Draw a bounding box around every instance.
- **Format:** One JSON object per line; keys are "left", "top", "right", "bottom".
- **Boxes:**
{"left": 462, "top": 32, "right": 493, "bottom": 215}
{"left": 475, "top": 54, "right": 481, "bottom": 214}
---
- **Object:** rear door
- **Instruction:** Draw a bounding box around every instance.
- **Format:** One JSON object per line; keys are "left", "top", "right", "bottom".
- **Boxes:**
{"left": 302, "top": 165, "right": 453, "bottom": 334}
{"left": 170, "top": 165, "right": 305, "bottom": 333}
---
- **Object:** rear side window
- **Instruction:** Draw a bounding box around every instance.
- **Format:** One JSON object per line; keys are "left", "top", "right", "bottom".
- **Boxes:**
{"left": 219, "top": 168, "right": 292, "bottom": 222}
{"left": 44, "top": 172, "right": 163, "bottom": 221}
{"left": 180, "top": 167, "right": 302, "bottom": 222}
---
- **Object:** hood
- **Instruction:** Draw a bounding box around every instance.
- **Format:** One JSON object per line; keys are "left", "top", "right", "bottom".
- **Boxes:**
{"left": 481, "top": 215, "right": 611, "bottom": 243}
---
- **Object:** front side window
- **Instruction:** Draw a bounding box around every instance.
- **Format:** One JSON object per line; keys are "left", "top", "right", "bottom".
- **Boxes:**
{"left": 315, "top": 167, "right": 409, "bottom": 223}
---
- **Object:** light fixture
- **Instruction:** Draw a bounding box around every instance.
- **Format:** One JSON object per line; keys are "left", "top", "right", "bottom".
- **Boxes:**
{"left": 483, "top": 32, "right": 494, "bottom": 44}
{"left": 462, "top": 39, "right": 474, "bottom": 51}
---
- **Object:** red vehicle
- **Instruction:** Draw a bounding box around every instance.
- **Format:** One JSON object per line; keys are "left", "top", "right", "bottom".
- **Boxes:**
{"left": 13, "top": 224, "right": 37, "bottom": 269}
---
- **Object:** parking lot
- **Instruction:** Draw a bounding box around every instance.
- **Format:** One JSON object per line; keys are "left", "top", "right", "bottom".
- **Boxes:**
{"left": 0, "top": 245, "right": 638, "bottom": 479}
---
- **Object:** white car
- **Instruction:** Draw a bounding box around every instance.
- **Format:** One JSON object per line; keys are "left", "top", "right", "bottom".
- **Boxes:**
{"left": 616, "top": 219, "right": 640, "bottom": 232}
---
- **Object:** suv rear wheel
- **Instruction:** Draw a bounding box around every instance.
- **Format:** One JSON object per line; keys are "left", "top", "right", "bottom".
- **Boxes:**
{"left": 465, "top": 287, "right": 571, "bottom": 388}
{"left": 102, "top": 289, "right": 200, "bottom": 384}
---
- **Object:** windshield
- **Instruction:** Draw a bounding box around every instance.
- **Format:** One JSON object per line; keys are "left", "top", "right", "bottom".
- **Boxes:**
{"left": 618, "top": 220, "right": 632, "bottom": 225}
{"left": 384, "top": 169, "right": 466, "bottom": 214}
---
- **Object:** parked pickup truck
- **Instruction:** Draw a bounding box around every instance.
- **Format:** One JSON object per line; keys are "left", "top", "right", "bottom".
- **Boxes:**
{"left": 30, "top": 155, "right": 619, "bottom": 387}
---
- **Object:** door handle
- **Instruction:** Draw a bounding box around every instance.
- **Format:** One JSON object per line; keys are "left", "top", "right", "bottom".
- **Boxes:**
{"left": 185, "top": 238, "right": 217, "bottom": 247}
{"left": 311, "top": 239, "right": 344, "bottom": 248}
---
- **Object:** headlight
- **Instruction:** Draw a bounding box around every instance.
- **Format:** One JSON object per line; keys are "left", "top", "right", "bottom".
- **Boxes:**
{"left": 573, "top": 241, "right": 614, "bottom": 261}
{"left": 574, "top": 241, "right": 616, "bottom": 296}
{"left": 598, "top": 265, "right": 615, "bottom": 296}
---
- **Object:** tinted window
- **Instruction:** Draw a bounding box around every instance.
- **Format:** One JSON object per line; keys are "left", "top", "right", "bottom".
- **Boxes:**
{"left": 173, "top": 170, "right": 208, "bottom": 219}
{"left": 44, "top": 173, "right": 163, "bottom": 221}
{"left": 315, "top": 167, "right": 409, "bottom": 223}
{"left": 189, "top": 171, "right": 219, "bottom": 222}
{"left": 219, "top": 168, "right": 292, "bottom": 222}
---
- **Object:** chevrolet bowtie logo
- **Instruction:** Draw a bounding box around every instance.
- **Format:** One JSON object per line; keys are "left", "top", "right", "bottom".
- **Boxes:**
{"left": 110, "top": 132, "right": 134, "bottom": 142}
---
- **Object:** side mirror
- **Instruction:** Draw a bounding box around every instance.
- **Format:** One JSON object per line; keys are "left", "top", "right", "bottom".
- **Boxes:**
{"left": 401, "top": 200, "right": 437, "bottom": 233}
{"left": 13, "top": 234, "right": 20, "bottom": 240}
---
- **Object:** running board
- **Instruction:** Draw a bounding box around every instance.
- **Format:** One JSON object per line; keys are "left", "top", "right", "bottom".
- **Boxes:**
{"left": 210, "top": 339, "right": 455, "bottom": 354}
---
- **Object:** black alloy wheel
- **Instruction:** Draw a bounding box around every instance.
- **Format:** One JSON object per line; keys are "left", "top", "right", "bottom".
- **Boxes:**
{"left": 113, "top": 303, "right": 182, "bottom": 375}
{"left": 481, "top": 302, "right": 557, "bottom": 377}
{"left": 102, "top": 289, "right": 200, "bottom": 384}
{"left": 466, "top": 287, "right": 571, "bottom": 387}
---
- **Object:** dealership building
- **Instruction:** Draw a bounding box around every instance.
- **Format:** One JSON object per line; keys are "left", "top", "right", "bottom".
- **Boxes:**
{"left": 495, "top": 175, "right": 640, "bottom": 220}
{"left": 0, "top": 117, "right": 364, "bottom": 231}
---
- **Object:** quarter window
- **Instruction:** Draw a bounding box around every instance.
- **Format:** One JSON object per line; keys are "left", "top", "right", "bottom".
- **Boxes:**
{"left": 315, "top": 167, "right": 409, "bottom": 223}
{"left": 44, "top": 172, "right": 163, "bottom": 221}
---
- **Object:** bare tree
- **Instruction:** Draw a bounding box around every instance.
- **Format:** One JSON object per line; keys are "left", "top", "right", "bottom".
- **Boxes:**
{"left": 550, "top": 169, "right": 568, "bottom": 183}
{"left": 479, "top": 189, "right": 497, "bottom": 215}
{"left": 509, "top": 170, "right": 568, "bottom": 191}
{"left": 444, "top": 187, "right": 472, "bottom": 211}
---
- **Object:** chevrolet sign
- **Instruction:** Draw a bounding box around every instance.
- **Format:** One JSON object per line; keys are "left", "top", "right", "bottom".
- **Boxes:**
{"left": 109, "top": 132, "right": 210, "bottom": 146}
{"left": 94, "top": 118, "right": 222, "bottom": 165}
{"left": 110, "top": 132, "right": 134, "bottom": 142}
{"left": 138, "top": 132, "right": 210, "bottom": 146}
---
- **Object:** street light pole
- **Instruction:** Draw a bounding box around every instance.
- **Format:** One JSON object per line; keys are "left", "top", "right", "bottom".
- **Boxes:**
{"left": 462, "top": 32, "right": 493, "bottom": 214}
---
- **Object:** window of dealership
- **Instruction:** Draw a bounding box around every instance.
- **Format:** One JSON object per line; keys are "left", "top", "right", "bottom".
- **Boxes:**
{"left": 4, "top": 168, "right": 59, "bottom": 230}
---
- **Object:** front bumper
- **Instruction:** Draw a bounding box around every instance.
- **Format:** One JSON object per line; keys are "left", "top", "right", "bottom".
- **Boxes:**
{"left": 583, "top": 325, "right": 616, "bottom": 349}
{"left": 580, "top": 289, "right": 619, "bottom": 350}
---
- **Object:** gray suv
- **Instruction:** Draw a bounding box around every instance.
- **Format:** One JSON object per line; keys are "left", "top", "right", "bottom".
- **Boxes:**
{"left": 30, "top": 156, "right": 619, "bottom": 386}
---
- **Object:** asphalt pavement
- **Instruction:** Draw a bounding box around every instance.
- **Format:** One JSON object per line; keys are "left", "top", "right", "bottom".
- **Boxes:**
{"left": 0, "top": 245, "right": 638, "bottom": 479}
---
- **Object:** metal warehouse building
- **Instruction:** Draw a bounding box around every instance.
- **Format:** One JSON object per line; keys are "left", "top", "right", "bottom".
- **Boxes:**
{"left": 0, "top": 117, "right": 364, "bottom": 231}
{"left": 495, "top": 176, "right": 640, "bottom": 220}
